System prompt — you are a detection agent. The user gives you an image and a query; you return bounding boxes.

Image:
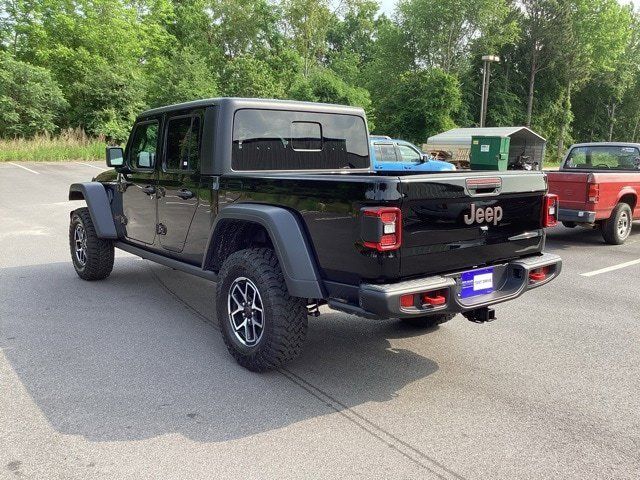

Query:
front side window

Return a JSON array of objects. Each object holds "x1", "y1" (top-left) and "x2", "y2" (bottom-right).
[
  {"x1": 232, "y1": 109, "x2": 369, "y2": 170},
  {"x1": 128, "y1": 121, "x2": 159, "y2": 169},
  {"x1": 165, "y1": 115, "x2": 202, "y2": 171},
  {"x1": 374, "y1": 143, "x2": 398, "y2": 162},
  {"x1": 565, "y1": 145, "x2": 640, "y2": 171},
  {"x1": 398, "y1": 144, "x2": 421, "y2": 162}
]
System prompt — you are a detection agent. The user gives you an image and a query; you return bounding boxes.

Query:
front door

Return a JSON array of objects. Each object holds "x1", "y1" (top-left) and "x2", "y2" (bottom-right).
[
  {"x1": 157, "y1": 112, "x2": 202, "y2": 253},
  {"x1": 396, "y1": 143, "x2": 422, "y2": 169},
  {"x1": 122, "y1": 120, "x2": 160, "y2": 245}
]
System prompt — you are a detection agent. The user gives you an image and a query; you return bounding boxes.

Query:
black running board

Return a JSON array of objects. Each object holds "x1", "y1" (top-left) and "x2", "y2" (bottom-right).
[{"x1": 114, "y1": 241, "x2": 218, "y2": 282}]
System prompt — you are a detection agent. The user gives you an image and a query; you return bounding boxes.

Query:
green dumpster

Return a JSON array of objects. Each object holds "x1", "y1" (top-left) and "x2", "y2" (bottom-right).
[{"x1": 470, "y1": 135, "x2": 509, "y2": 171}]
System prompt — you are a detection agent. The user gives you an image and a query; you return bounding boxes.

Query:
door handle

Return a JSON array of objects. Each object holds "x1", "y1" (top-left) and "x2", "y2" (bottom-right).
[
  {"x1": 142, "y1": 185, "x2": 156, "y2": 195},
  {"x1": 176, "y1": 189, "x2": 195, "y2": 200}
]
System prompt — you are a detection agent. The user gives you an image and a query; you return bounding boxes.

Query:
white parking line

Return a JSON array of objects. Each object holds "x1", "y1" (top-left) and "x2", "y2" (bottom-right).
[
  {"x1": 581, "y1": 258, "x2": 640, "y2": 277},
  {"x1": 8, "y1": 162, "x2": 39, "y2": 174},
  {"x1": 74, "y1": 161, "x2": 107, "y2": 171}
]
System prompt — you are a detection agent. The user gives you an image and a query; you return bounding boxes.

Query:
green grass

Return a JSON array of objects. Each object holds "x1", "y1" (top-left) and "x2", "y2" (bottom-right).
[{"x1": 0, "y1": 129, "x2": 105, "y2": 162}]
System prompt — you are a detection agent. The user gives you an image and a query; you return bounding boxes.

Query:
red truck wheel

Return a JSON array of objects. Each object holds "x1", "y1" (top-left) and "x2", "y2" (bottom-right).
[{"x1": 602, "y1": 203, "x2": 633, "y2": 245}]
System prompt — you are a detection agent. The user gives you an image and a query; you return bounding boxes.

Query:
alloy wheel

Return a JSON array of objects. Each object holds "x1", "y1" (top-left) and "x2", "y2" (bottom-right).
[
  {"x1": 74, "y1": 223, "x2": 88, "y2": 266},
  {"x1": 227, "y1": 277, "x2": 264, "y2": 346}
]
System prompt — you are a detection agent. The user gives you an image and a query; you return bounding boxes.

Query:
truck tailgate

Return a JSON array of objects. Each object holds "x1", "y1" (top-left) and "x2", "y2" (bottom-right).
[
  {"x1": 398, "y1": 172, "x2": 547, "y2": 277},
  {"x1": 547, "y1": 171, "x2": 590, "y2": 210}
]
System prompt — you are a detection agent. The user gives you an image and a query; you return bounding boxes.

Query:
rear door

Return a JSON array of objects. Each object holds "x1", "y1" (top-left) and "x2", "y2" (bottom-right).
[
  {"x1": 122, "y1": 119, "x2": 160, "y2": 245},
  {"x1": 372, "y1": 142, "x2": 401, "y2": 170},
  {"x1": 398, "y1": 172, "x2": 547, "y2": 277},
  {"x1": 157, "y1": 112, "x2": 203, "y2": 253}
]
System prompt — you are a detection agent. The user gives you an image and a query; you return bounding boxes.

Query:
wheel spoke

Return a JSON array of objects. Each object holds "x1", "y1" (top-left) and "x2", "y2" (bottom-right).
[{"x1": 232, "y1": 316, "x2": 247, "y2": 331}]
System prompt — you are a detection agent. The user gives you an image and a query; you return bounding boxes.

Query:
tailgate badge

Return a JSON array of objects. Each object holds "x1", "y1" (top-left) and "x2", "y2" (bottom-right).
[{"x1": 464, "y1": 204, "x2": 503, "y2": 226}]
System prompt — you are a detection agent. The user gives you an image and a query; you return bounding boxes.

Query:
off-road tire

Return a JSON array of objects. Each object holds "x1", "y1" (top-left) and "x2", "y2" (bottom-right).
[
  {"x1": 562, "y1": 221, "x2": 577, "y2": 228},
  {"x1": 602, "y1": 202, "x2": 633, "y2": 245},
  {"x1": 400, "y1": 314, "x2": 455, "y2": 328},
  {"x1": 69, "y1": 208, "x2": 114, "y2": 280},
  {"x1": 216, "y1": 248, "x2": 308, "y2": 372}
]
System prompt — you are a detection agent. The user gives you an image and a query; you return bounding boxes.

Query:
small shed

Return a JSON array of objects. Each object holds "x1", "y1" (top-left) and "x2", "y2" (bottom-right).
[{"x1": 424, "y1": 127, "x2": 546, "y2": 169}]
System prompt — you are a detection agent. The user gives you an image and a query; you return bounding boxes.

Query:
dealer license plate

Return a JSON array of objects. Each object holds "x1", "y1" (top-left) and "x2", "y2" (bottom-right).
[{"x1": 460, "y1": 267, "x2": 494, "y2": 299}]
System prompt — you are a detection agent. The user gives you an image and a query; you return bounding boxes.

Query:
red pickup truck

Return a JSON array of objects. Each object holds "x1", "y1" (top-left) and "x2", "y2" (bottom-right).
[{"x1": 548, "y1": 142, "x2": 640, "y2": 244}]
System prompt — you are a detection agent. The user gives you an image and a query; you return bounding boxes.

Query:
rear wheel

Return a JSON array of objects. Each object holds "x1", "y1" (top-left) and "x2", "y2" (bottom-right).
[
  {"x1": 562, "y1": 221, "x2": 577, "y2": 228},
  {"x1": 216, "y1": 248, "x2": 308, "y2": 371},
  {"x1": 400, "y1": 314, "x2": 455, "y2": 328},
  {"x1": 69, "y1": 208, "x2": 114, "y2": 280},
  {"x1": 602, "y1": 203, "x2": 633, "y2": 245}
]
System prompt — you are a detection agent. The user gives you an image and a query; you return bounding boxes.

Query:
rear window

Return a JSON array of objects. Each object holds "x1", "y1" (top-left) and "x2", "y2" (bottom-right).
[
  {"x1": 565, "y1": 145, "x2": 640, "y2": 171},
  {"x1": 232, "y1": 109, "x2": 369, "y2": 170}
]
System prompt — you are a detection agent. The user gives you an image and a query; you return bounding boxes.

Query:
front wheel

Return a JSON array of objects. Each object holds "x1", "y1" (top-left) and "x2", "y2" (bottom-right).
[
  {"x1": 216, "y1": 248, "x2": 308, "y2": 372},
  {"x1": 69, "y1": 208, "x2": 114, "y2": 280},
  {"x1": 602, "y1": 203, "x2": 633, "y2": 245}
]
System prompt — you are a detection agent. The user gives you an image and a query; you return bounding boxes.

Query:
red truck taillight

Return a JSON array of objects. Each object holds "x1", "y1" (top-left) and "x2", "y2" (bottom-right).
[
  {"x1": 361, "y1": 207, "x2": 402, "y2": 251},
  {"x1": 587, "y1": 183, "x2": 599, "y2": 203},
  {"x1": 542, "y1": 193, "x2": 558, "y2": 227}
]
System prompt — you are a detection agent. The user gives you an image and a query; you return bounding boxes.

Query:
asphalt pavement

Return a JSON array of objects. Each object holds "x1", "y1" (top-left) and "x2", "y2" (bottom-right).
[{"x1": 1, "y1": 161, "x2": 639, "y2": 479}]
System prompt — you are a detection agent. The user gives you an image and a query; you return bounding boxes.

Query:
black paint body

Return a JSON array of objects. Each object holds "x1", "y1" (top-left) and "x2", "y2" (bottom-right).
[{"x1": 94, "y1": 98, "x2": 548, "y2": 299}]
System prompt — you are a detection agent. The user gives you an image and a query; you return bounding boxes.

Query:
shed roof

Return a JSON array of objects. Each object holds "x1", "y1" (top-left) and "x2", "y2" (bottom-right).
[{"x1": 427, "y1": 127, "x2": 545, "y2": 146}]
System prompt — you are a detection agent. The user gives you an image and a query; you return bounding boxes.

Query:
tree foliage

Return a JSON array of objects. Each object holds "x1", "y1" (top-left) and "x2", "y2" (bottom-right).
[
  {"x1": 0, "y1": 52, "x2": 67, "y2": 137},
  {"x1": 0, "y1": 0, "x2": 639, "y2": 159}
]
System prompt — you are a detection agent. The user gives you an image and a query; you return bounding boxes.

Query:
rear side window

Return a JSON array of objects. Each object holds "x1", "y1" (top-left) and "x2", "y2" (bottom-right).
[
  {"x1": 374, "y1": 143, "x2": 398, "y2": 162},
  {"x1": 232, "y1": 109, "x2": 369, "y2": 170},
  {"x1": 164, "y1": 115, "x2": 202, "y2": 172},
  {"x1": 128, "y1": 121, "x2": 159, "y2": 169}
]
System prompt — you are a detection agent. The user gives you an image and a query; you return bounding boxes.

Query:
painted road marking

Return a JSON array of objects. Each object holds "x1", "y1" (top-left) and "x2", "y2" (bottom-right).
[
  {"x1": 581, "y1": 258, "x2": 640, "y2": 277},
  {"x1": 74, "y1": 161, "x2": 107, "y2": 171},
  {"x1": 8, "y1": 162, "x2": 39, "y2": 174}
]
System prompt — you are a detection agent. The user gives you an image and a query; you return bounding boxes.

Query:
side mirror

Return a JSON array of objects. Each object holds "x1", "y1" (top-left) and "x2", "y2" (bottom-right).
[
  {"x1": 420, "y1": 153, "x2": 429, "y2": 163},
  {"x1": 106, "y1": 147, "x2": 124, "y2": 168}
]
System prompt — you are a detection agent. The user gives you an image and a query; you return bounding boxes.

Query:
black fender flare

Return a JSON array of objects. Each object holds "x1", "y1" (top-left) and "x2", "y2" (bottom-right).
[
  {"x1": 69, "y1": 182, "x2": 118, "y2": 239},
  {"x1": 204, "y1": 204, "x2": 325, "y2": 299}
]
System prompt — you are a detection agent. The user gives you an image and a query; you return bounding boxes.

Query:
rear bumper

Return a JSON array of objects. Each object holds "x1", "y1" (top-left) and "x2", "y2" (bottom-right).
[
  {"x1": 331, "y1": 253, "x2": 561, "y2": 319},
  {"x1": 558, "y1": 208, "x2": 596, "y2": 223}
]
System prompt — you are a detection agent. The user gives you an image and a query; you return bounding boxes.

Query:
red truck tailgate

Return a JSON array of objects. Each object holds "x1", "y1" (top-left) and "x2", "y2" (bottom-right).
[{"x1": 547, "y1": 171, "x2": 590, "y2": 210}]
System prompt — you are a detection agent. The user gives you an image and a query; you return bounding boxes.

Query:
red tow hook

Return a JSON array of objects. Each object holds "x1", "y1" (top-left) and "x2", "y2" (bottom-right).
[
  {"x1": 421, "y1": 291, "x2": 447, "y2": 306},
  {"x1": 529, "y1": 267, "x2": 549, "y2": 282}
]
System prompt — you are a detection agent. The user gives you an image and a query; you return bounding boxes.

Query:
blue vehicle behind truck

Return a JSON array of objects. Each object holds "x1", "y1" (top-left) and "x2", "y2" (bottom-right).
[{"x1": 370, "y1": 135, "x2": 455, "y2": 172}]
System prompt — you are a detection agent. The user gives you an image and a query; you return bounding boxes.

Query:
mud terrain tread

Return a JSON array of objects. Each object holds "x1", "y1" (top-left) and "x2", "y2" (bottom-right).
[
  {"x1": 69, "y1": 207, "x2": 114, "y2": 281},
  {"x1": 216, "y1": 248, "x2": 308, "y2": 371}
]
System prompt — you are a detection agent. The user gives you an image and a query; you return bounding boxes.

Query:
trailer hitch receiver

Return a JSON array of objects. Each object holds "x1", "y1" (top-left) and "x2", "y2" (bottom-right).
[{"x1": 464, "y1": 307, "x2": 496, "y2": 323}]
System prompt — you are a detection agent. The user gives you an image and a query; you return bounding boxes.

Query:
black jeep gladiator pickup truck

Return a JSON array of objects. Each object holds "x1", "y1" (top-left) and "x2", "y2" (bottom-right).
[{"x1": 68, "y1": 98, "x2": 561, "y2": 371}]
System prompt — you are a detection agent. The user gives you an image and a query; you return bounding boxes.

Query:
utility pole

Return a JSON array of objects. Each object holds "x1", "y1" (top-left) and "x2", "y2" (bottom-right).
[{"x1": 479, "y1": 55, "x2": 500, "y2": 128}]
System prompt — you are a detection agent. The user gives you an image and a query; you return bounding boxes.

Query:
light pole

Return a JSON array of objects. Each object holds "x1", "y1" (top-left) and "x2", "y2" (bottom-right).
[{"x1": 479, "y1": 55, "x2": 500, "y2": 128}]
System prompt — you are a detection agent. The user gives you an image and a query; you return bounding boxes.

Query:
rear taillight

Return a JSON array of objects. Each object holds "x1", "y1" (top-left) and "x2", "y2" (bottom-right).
[
  {"x1": 542, "y1": 193, "x2": 558, "y2": 228},
  {"x1": 361, "y1": 207, "x2": 402, "y2": 251},
  {"x1": 587, "y1": 183, "x2": 599, "y2": 203}
]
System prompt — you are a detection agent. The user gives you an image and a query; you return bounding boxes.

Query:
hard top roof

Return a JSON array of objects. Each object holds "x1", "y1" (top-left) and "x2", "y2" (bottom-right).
[{"x1": 138, "y1": 97, "x2": 366, "y2": 119}]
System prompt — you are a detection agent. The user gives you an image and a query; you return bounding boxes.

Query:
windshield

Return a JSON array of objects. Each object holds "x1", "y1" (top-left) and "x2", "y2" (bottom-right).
[{"x1": 564, "y1": 145, "x2": 640, "y2": 171}]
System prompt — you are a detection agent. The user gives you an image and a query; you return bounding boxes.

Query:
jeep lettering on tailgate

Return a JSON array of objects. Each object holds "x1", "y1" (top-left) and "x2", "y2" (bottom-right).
[{"x1": 464, "y1": 204, "x2": 503, "y2": 226}]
